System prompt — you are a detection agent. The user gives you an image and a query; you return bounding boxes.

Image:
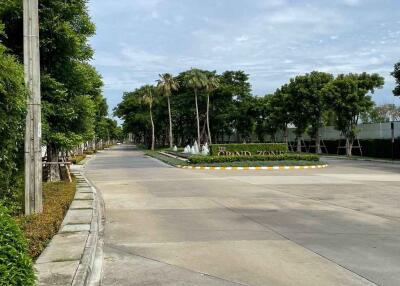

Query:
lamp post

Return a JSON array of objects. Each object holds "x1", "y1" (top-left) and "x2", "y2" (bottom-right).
[{"x1": 23, "y1": 0, "x2": 42, "y2": 215}]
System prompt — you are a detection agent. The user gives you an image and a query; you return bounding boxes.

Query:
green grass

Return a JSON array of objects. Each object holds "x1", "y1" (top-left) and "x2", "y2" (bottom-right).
[{"x1": 145, "y1": 150, "x2": 189, "y2": 166}]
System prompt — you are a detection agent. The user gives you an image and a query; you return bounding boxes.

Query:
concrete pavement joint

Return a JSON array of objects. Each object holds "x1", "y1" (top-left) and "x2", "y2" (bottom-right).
[
  {"x1": 209, "y1": 198, "x2": 379, "y2": 286},
  {"x1": 106, "y1": 243, "x2": 251, "y2": 286}
]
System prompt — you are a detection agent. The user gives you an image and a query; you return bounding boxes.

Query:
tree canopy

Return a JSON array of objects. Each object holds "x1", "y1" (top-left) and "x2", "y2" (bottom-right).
[{"x1": 0, "y1": 0, "x2": 119, "y2": 185}]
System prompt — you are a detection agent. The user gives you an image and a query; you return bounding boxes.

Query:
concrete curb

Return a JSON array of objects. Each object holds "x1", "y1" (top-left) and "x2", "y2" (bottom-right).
[
  {"x1": 35, "y1": 158, "x2": 104, "y2": 286},
  {"x1": 176, "y1": 164, "x2": 328, "y2": 171}
]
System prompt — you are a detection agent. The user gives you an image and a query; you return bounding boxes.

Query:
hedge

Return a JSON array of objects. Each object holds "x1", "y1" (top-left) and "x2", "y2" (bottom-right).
[
  {"x1": 189, "y1": 153, "x2": 319, "y2": 164},
  {"x1": 210, "y1": 143, "x2": 288, "y2": 156},
  {"x1": 0, "y1": 205, "x2": 36, "y2": 286},
  {"x1": 301, "y1": 139, "x2": 400, "y2": 159}
]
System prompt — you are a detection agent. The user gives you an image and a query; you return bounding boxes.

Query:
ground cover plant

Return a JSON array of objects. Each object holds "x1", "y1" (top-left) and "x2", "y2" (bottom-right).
[
  {"x1": 70, "y1": 154, "x2": 87, "y2": 164},
  {"x1": 15, "y1": 178, "x2": 77, "y2": 259},
  {"x1": 0, "y1": 205, "x2": 36, "y2": 286},
  {"x1": 145, "y1": 150, "x2": 189, "y2": 166}
]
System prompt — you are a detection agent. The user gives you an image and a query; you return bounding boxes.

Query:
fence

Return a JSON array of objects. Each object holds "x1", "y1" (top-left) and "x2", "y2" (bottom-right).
[{"x1": 274, "y1": 122, "x2": 400, "y2": 141}]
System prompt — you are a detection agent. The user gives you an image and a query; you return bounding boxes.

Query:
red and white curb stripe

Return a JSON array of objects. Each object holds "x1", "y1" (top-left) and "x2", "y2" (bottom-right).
[{"x1": 176, "y1": 164, "x2": 328, "y2": 171}]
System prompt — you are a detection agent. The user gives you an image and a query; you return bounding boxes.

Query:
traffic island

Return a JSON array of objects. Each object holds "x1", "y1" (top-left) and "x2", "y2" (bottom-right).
[{"x1": 145, "y1": 143, "x2": 328, "y2": 171}]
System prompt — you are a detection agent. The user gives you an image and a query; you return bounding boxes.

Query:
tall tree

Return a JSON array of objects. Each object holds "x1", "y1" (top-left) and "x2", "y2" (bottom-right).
[
  {"x1": 392, "y1": 61, "x2": 400, "y2": 97},
  {"x1": 323, "y1": 73, "x2": 384, "y2": 156},
  {"x1": 157, "y1": 73, "x2": 179, "y2": 148},
  {"x1": 0, "y1": 0, "x2": 106, "y2": 181},
  {"x1": 204, "y1": 72, "x2": 220, "y2": 144},
  {"x1": 141, "y1": 85, "x2": 156, "y2": 151},
  {"x1": 268, "y1": 87, "x2": 292, "y2": 145},
  {"x1": 183, "y1": 68, "x2": 208, "y2": 145}
]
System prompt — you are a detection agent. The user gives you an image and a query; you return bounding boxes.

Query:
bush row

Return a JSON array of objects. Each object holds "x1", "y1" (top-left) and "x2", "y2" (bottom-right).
[
  {"x1": 189, "y1": 153, "x2": 319, "y2": 164},
  {"x1": 210, "y1": 143, "x2": 288, "y2": 156},
  {"x1": 0, "y1": 205, "x2": 35, "y2": 286}
]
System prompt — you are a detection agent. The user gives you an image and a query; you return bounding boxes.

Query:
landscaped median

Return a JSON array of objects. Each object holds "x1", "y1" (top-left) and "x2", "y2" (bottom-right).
[{"x1": 145, "y1": 143, "x2": 328, "y2": 171}]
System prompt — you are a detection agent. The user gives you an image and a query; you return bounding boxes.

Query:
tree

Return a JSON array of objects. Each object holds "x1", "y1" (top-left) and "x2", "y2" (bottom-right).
[
  {"x1": 141, "y1": 85, "x2": 156, "y2": 151},
  {"x1": 268, "y1": 87, "x2": 292, "y2": 144},
  {"x1": 298, "y1": 72, "x2": 333, "y2": 153},
  {"x1": 323, "y1": 73, "x2": 384, "y2": 156},
  {"x1": 361, "y1": 104, "x2": 400, "y2": 123},
  {"x1": 157, "y1": 73, "x2": 179, "y2": 148},
  {"x1": 392, "y1": 61, "x2": 400, "y2": 97},
  {"x1": 285, "y1": 72, "x2": 333, "y2": 152},
  {"x1": 1, "y1": 0, "x2": 107, "y2": 181},
  {"x1": 0, "y1": 35, "x2": 26, "y2": 211},
  {"x1": 204, "y1": 72, "x2": 220, "y2": 144},
  {"x1": 183, "y1": 68, "x2": 208, "y2": 145}
]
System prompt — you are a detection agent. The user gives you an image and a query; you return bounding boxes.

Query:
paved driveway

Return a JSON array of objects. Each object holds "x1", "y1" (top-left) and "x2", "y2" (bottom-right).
[{"x1": 85, "y1": 145, "x2": 400, "y2": 286}]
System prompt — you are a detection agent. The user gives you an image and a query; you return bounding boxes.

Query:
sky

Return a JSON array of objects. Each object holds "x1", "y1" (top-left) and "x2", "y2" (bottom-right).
[{"x1": 88, "y1": 0, "x2": 400, "y2": 116}]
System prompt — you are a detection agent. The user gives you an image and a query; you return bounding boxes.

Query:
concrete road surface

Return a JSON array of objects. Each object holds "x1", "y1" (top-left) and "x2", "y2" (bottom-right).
[{"x1": 85, "y1": 145, "x2": 400, "y2": 286}]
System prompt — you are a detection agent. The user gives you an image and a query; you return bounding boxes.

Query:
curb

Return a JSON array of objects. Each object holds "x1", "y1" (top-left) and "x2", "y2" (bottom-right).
[
  {"x1": 176, "y1": 164, "x2": 328, "y2": 171},
  {"x1": 35, "y1": 157, "x2": 104, "y2": 286}
]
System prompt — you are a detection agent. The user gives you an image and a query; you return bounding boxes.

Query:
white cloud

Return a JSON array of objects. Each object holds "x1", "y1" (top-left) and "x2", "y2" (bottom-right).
[{"x1": 88, "y1": 0, "x2": 400, "y2": 110}]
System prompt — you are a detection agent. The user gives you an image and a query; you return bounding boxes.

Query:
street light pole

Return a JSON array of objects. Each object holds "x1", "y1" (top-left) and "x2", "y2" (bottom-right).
[{"x1": 23, "y1": 0, "x2": 42, "y2": 215}]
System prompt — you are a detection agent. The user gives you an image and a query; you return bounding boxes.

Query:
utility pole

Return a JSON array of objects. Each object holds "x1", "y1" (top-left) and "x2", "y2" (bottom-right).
[{"x1": 24, "y1": 0, "x2": 42, "y2": 215}]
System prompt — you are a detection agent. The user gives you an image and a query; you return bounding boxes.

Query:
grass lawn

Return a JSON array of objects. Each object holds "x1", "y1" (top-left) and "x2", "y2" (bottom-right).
[
  {"x1": 15, "y1": 178, "x2": 77, "y2": 260},
  {"x1": 145, "y1": 150, "x2": 189, "y2": 166}
]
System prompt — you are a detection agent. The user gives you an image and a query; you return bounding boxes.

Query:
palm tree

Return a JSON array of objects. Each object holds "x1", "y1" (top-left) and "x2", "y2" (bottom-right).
[
  {"x1": 156, "y1": 73, "x2": 179, "y2": 148},
  {"x1": 205, "y1": 73, "x2": 220, "y2": 144},
  {"x1": 142, "y1": 85, "x2": 156, "y2": 151},
  {"x1": 183, "y1": 68, "x2": 208, "y2": 144}
]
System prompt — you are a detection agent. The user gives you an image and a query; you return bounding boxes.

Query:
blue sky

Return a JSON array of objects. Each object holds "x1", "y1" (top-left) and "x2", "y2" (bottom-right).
[{"x1": 88, "y1": 0, "x2": 400, "y2": 115}]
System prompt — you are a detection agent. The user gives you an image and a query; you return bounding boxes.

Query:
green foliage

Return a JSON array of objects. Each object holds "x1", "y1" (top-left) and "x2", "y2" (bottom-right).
[
  {"x1": 210, "y1": 143, "x2": 288, "y2": 155},
  {"x1": 360, "y1": 104, "x2": 400, "y2": 123},
  {"x1": 323, "y1": 73, "x2": 384, "y2": 141},
  {"x1": 189, "y1": 153, "x2": 319, "y2": 164},
  {"x1": 16, "y1": 179, "x2": 76, "y2": 259},
  {"x1": 0, "y1": 205, "x2": 35, "y2": 286},
  {"x1": 0, "y1": 0, "x2": 111, "y2": 157},
  {"x1": 0, "y1": 40, "x2": 25, "y2": 210},
  {"x1": 392, "y1": 61, "x2": 400, "y2": 97},
  {"x1": 157, "y1": 73, "x2": 180, "y2": 98}
]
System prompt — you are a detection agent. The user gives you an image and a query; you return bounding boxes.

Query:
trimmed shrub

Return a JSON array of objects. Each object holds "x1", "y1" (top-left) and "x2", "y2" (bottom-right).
[
  {"x1": 189, "y1": 153, "x2": 319, "y2": 164},
  {"x1": 0, "y1": 205, "x2": 36, "y2": 286},
  {"x1": 210, "y1": 143, "x2": 288, "y2": 156}
]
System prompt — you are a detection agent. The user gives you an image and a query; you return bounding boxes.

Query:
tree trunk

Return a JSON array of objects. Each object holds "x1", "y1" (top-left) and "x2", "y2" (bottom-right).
[
  {"x1": 284, "y1": 126, "x2": 288, "y2": 144},
  {"x1": 167, "y1": 97, "x2": 173, "y2": 148},
  {"x1": 297, "y1": 137, "x2": 302, "y2": 152},
  {"x1": 346, "y1": 138, "x2": 353, "y2": 157},
  {"x1": 194, "y1": 89, "x2": 201, "y2": 144},
  {"x1": 206, "y1": 94, "x2": 212, "y2": 145},
  {"x1": 315, "y1": 128, "x2": 322, "y2": 154},
  {"x1": 150, "y1": 106, "x2": 155, "y2": 151},
  {"x1": 47, "y1": 143, "x2": 61, "y2": 182}
]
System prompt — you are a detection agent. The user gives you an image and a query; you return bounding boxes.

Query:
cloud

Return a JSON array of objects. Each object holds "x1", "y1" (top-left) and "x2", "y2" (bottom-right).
[{"x1": 88, "y1": 0, "x2": 400, "y2": 111}]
